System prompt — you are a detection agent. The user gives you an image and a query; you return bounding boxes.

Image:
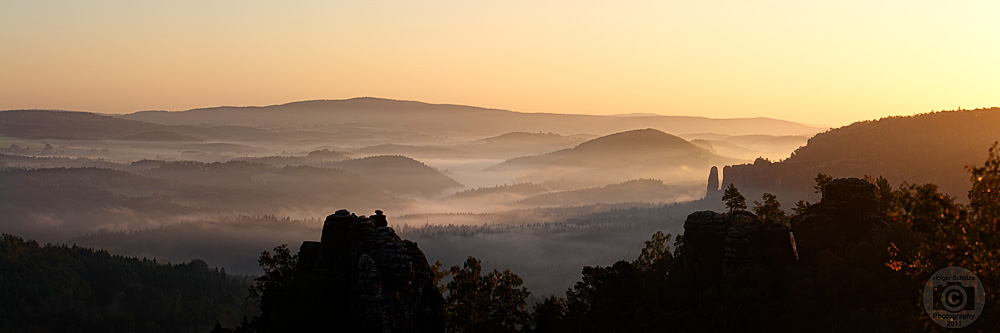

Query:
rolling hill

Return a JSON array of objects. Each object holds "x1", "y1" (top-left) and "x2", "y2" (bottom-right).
[
  {"x1": 330, "y1": 155, "x2": 464, "y2": 196},
  {"x1": 683, "y1": 134, "x2": 809, "y2": 160},
  {"x1": 234, "y1": 149, "x2": 351, "y2": 167},
  {"x1": 487, "y1": 129, "x2": 741, "y2": 188},
  {"x1": 120, "y1": 97, "x2": 826, "y2": 138},
  {"x1": 453, "y1": 132, "x2": 594, "y2": 159},
  {"x1": 0, "y1": 163, "x2": 406, "y2": 242},
  {"x1": 0, "y1": 110, "x2": 182, "y2": 140},
  {"x1": 720, "y1": 108, "x2": 1000, "y2": 203},
  {"x1": 0, "y1": 109, "x2": 286, "y2": 142}
]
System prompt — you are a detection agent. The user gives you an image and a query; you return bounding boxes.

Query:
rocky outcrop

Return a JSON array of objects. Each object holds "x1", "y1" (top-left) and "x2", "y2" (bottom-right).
[
  {"x1": 682, "y1": 211, "x2": 730, "y2": 274},
  {"x1": 258, "y1": 209, "x2": 445, "y2": 332},
  {"x1": 790, "y1": 178, "x2": 887, "y2": 262},
  {"x1": 705, "y1": 166, "x2": 721, "y2": 199},
  {"x1": 682, "y1": 210, "x2": 795, "y2": 274},
  {"x1": 684, "y1": 177, "x2": 886, "y2": 272},
  {"x1": 758, "y1": 220, "x2": 798, "y2": 267}
]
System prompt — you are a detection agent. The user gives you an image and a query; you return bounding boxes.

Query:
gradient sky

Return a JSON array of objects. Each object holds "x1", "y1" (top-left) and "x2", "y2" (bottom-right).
[{"x1": 1, "y1": 1, "x2": 997, "y2": 126}]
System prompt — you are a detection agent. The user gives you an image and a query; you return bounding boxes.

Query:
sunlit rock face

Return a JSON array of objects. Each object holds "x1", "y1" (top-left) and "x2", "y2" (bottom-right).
[
  {"x1": 259, "y1": 209, "x2": 445, "y2": 332},
  {"x1": 790, "y1": 178, "x2": 887, "y2": 263}
]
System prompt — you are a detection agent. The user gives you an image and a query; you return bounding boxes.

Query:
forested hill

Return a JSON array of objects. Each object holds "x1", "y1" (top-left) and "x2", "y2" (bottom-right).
[
  {"x1": 121, "y1": 97, "x2": 825, "y2": 137},
  {"x1": 0, "y1": 109, "x2": 284, "y2": 142},
  {"x1": 721, "y1": 108, "x2": 1000, "y2": 202},
  {"x1": 0, "y1": 234, "x2": 255, "y2": 332}
]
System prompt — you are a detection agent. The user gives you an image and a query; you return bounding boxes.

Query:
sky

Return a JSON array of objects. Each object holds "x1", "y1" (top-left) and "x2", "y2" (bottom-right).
[{"x1": 1, "y1": 1, "x2": 997, "y2": 127}]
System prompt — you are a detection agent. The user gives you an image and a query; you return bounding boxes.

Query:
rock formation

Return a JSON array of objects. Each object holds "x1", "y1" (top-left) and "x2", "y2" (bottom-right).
[
  {"x1": 683, "y1": 177, "x2": 887, "y2": 274},
  {"x1": 790, "y1": 178, "x2": 887, "y2": 262},
  {"x1": 705, "y1": 166, "x2": 722, "y2": 199},
  {"x1": 682, "y1": 210, "x2": 795, "y2": 275},
  {"x1": 681, "y1": 210, "x2": 730, "y2": 275},
  {"x1": 257, "y1": 209, "x2": 445, "y2": 332}
]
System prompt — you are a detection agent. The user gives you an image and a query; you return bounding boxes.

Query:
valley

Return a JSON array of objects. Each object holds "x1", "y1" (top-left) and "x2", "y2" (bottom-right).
[{"x1": 2, "y1": 100, "x2": 997, "y2": 296}]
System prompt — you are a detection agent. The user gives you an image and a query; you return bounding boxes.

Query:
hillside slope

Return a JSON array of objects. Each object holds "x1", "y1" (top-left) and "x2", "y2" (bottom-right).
[
  {"x1": 0, "y1": 110, "x2": 179, "y2": 140},
  {"x1": 488, "y1": 129, "x2": 741, "y2": 187},
  {"x1": 331, "y1": 155, "x2": 463, "y2": 196},
  {"x1": 720, "y1": 108, "x2": 1000, "y2": 202},
  {"x1": 0, "y1": 110, "x2": 278, "y2": 141}
]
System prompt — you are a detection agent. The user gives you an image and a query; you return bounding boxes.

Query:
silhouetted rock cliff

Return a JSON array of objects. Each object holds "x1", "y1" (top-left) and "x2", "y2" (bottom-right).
[
  {"x1": 258, "y1": 209, "x2": 445, "y2": 332},
  {"x1": 682, "y1": 210, "x2": 795, "y2": 275},
  {"x1": 683, "y1": 177, "x2": 885, "y2": 273},
  {"x1": 790, "y1": 178, "x2": 887, "y2": 262}
]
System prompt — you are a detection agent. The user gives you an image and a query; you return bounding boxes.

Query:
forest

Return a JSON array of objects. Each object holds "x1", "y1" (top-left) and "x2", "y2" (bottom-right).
[{"x1": 0, "y1": 234, "x2": 255, "y2": 332}]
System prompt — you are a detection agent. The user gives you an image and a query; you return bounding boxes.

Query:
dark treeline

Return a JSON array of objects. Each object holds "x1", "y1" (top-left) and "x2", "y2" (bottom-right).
[
  {"x1": 8, "y1": 142, "x2": 998, "y2": 331},
  {"x1": 0, "y1": 234, "x2": 256, "y2": 332},
  {"x1": 247, "y1": 143, "x2": 999, "y2": 331},
  {"x1": 471, "y1": 143, "x2": 998, "y2": 331}
]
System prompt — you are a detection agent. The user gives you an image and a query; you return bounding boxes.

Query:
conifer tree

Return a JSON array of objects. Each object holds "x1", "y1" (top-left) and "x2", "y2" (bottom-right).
[
  {"x1": 752, "y1": 192, "x2": 787, "y2": 224},
  {"x1": 722, "y1": 183, "x2": 747, "y2": 212},
  {"x1": 814, "y1": 173, "x2": 833, "y2": 194}
]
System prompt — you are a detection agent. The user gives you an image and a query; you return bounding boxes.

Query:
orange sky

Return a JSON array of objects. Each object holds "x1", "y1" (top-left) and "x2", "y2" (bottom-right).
[{"x1": 1, "y1": 1, "x2": 997, "y2": 127}]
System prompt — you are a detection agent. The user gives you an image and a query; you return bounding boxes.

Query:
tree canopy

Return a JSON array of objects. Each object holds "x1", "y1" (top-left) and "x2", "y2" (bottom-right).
[
  {"x1": 752, "y1": 192, "x2": 788, "y2": 225},
  {"x1": 443, "y1": 256, "x2": 532, "y2": 332},
  {"x1": 0, "y1": 234, "x2": 255, "y2": 332},
  {"x1": 722, "y1": 183, "x2": 747, "y2": 212}
]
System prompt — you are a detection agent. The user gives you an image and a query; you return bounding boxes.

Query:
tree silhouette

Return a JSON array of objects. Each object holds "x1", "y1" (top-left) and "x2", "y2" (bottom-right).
[
  {"x1": 752, "y1": 192, "x2": 787, "y2": 224},
  {"x1": 0, "y1": 234, "x2": 254, "y2": 332},
  {"x1": 249, "y1": 244, "x2": 297, "y2": 304},
  {"x1": 969, "y1": 142, "x2": 1000, "y2": 222},
  {"x1": 792, "y1": 199, "x2": 811, "y2": 215},
  {"x1": 813, "y1": 173, "x2": 833, "y2": 194},
  {"x1": 722, "y1": 183, "x2": 747, "y2": 212},
  {"x1": 635, "y1": 230, "x2": 672, "y2": 271},
  {"x1": 561, "y1": 232, "x2": 679, "y2": 332},
  {"x1": 445, "y1": 256, "x2": 531, "y2": 332},
  {"x1": 865, "y1": 175, "x2": 894, "y2": 214},
  {"x1": 883, "y1": 142, "x2": 1000, "y2": 328},
  {"x1": 530, "y1": 295, "x2": 568, "y2": 332}
]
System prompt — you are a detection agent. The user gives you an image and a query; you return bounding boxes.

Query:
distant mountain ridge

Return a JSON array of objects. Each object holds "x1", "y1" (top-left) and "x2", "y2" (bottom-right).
[
  {"x1": 0, "y1": 109, "x2": 278, "y2": 141},
  {"x1": 0, "y1": 110, "x2": 179, "y2": 140},
  {"x1": 118, "y1": 97, "x2": 825, "y2": 137}
]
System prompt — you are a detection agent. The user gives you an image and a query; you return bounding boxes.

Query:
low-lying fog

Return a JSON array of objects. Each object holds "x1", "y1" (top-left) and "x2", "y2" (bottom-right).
[{"x1": 1, "y1": 125, "x2": 805, "y2": 295}]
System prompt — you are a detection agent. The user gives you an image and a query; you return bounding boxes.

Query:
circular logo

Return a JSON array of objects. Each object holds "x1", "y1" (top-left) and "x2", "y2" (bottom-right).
[{"x1": 923, "y1": 266, "x2": 986, "y2": 328}]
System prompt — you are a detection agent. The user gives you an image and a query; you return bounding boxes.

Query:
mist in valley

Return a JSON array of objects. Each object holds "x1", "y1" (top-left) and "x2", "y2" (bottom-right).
[
  {"x1": 0, "y1": 101, "x2": 822, "y2": 296},
  {"x1": 6, "y1": 102, "x2": 997, "y2": 298}
]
